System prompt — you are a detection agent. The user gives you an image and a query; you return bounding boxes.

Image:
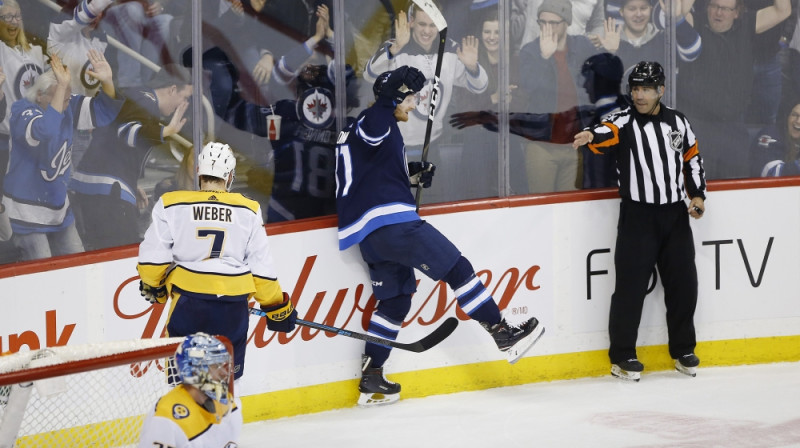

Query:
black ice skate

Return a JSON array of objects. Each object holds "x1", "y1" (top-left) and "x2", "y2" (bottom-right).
[
  {"x1": 674, "y1": 353, "x2": 700, "y2": 377},
  {"x1": 611, "y1": 358, "x2": 644, "y2": 381},
  {"x1": 484, "y1": 315, "x2": 545, "y2": 364},
  {"x1": 357, "y1": 355, "x2": 401, "y2": 407}
]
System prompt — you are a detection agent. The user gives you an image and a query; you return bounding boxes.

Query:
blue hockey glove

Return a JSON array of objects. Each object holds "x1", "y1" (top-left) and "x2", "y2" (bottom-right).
[
  {"x1": 139, "y1": 281, "x2": 167, "y2": 304},
  {"x1": 261, "y1": 292, "x2": 297, "y2": 333},
  {"x1": 408, "y1": 161, "x2": 436, "y2": 188}
]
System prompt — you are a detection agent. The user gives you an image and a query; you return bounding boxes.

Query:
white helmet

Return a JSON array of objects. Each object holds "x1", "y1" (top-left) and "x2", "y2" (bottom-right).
[{"x1": 197, "y1": 142, "x2": 236, "y2": 189}]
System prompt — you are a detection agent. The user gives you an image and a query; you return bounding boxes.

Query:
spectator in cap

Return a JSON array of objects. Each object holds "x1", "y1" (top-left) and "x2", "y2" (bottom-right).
[
  {"x1": 517, "y1": 0, "x2": 599, "y2": 193},
  {"x1": 520, "y1": 0, "x2": 606, "y2": 47}
]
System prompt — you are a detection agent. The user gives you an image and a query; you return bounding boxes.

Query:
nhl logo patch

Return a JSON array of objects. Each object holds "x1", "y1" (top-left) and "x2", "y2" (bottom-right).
[
  {"x1": 669, "y1": 130, "x2": 683, "y2": 152},
  {"x1": 172, "y1": 404, "x2": 190, "y2": 419},
  {"x1": 296, "y1": 87, "x2": 334, "y2": 129}
]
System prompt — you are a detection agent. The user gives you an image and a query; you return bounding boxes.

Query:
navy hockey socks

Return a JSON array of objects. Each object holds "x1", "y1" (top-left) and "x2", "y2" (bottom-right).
[{"x1": 364, "y1": 295, "x2": 412, "y2": 367}]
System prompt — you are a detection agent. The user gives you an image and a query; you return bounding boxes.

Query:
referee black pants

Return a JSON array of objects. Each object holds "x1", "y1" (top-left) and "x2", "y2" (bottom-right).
[{"x1": 608, "y1": 200, "x2": 698, "y2": 364}]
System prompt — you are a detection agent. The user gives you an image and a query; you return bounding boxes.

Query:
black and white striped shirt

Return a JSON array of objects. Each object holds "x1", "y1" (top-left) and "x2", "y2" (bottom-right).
[{"x1": 587, "y1": 104, "x2": 706, "y2": 204}]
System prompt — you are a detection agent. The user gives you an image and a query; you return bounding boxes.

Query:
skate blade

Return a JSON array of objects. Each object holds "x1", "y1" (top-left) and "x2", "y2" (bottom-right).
[
  {"x1": 506, "y1": 325, "x2": 545, "y2": 365},
  {"x1": 611, "y1": 365, "x2": 641, "y2": 382},
  {"x1": 675, "y1": 361, "x2": 697, "y2": 377},
  {"x1": 357, "y1": 392, "x2": 400, "y2": 407}
]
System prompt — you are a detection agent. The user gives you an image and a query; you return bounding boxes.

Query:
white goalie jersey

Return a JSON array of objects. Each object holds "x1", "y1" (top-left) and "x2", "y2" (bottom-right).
[{"x1": 137, "y1": 190, "x2": 283, "y2": 307}]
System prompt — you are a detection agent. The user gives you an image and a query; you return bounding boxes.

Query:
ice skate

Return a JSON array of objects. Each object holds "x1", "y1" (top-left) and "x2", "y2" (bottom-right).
[
  {"x1": 357, "y1": 356, "x2": 400, "y2": 407},
  {"x1": 674, "y1": 353, "x2": 700, "y2": 377},
  {"x1": 611, "y1": 358, "x2": 644, "y2": 381},
  {"x1": 485, "y1": 315, "x2": 545, "y2": 364}
]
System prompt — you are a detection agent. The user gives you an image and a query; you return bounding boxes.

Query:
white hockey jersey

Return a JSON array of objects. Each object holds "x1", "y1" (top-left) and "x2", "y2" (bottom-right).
[
  {"x1": 137, "y1": 190, "x2": 284, "y2": 308},
  {"x1": 0, "y1": 41, "x2": 46, "y2": 135},
  {"x1": 47, "y1": 18, "x2": 109, "y2": 97},
  {"x1": 364, "y1": 42, "x2": 488, "y2": 146},
  {"x1": 137, "y1": 385, "x2": 242, "y2": 448}
]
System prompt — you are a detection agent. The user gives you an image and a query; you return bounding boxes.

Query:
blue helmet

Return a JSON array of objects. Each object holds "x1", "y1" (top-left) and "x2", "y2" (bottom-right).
[{"x1": 174, "y1": 333, "x2": 231, "y2": 403}]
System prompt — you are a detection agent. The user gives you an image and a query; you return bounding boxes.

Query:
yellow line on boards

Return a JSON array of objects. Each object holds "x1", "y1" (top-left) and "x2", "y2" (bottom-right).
[{"x1": 241, "y1": 335, "x2": 800, "y2": 422}]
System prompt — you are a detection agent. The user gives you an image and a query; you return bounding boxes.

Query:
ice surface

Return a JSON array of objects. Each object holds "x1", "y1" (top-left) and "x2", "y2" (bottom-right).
[{"x1": 239, "y1": 362, "x2": 800, "y2": 447}]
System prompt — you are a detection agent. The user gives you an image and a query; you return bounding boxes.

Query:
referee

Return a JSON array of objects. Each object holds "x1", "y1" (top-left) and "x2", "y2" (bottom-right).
[{"x1": 573, "y1": 61, "x2": 706, "y2": 381}]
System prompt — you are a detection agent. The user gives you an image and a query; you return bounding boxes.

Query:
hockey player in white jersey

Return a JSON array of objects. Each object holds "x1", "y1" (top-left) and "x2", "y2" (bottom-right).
[
  {"x1": 137, "y1": 333, "x2": 242, "y2": 448},
  {"x1": 336, "y1": 66, "x2": 544, "y2": 406},
  {"x1": 137, "y1": 142, "x2": 297, "y2": 381},
  {"x1": 363, "y1": 2, "x2": 488, "y2": 149}
]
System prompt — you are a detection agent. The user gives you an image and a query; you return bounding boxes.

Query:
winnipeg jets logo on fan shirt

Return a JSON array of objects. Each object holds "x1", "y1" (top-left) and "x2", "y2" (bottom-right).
[
  {"x1": 412, "y1": 78, "x2": 436, "y2": 120},
  {"x1": 297, "y1": 87, "x2": 334, "y2": 129},
  {"x1": 14, "y1": 63, "x2": 43, "y2": 99},
  {"x1": 80, "y1": 61, "x2": 100, "y2": 91}
]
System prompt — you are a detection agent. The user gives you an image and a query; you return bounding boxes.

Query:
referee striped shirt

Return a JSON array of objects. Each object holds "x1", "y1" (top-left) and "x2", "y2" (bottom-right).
[{"x1": 586, "y1": 105, "x2": 706, "y2": 204}]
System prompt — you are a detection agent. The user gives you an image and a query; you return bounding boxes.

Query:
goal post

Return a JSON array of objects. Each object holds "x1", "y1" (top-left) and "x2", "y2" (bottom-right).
[{"x1": 0, "y1": 336, "x2": 233, "y2": 448}]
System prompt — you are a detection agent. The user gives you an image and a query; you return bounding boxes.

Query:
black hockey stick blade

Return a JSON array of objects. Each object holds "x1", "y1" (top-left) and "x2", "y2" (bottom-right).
[{"x1": 249, "y1": 307, "x2": 459, "y2": 353}]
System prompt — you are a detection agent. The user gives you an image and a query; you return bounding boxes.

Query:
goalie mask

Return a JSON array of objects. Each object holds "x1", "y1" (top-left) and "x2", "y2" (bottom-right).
[
  {"x1": 197, "y1": 142, "x2": 236, "y2": 190},
  {"x1": 174, "y1": 333, "x2": 231, "y2": 405}
]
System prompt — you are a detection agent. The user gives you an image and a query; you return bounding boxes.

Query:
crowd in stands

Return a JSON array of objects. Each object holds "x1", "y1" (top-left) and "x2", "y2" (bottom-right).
[{"x1": 0, "y1": 0, "x2": 796, "y2": 264}]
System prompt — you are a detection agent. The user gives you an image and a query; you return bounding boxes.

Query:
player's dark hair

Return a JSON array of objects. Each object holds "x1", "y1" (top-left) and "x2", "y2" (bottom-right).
[{"x1": 148, "y1": 64, "x2": 192, "y2": 90}]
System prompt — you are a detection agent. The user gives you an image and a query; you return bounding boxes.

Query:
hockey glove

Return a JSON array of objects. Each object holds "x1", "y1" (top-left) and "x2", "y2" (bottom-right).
[
  {"x1": 408, "y1": 161, "x2": 436, "y2": 188},
  {"x1": 139, "y1": 281, "x2": 167, "y2": 304},
  {"x1": 261, "y1": 292, "x2": 297, "y2": 333}
]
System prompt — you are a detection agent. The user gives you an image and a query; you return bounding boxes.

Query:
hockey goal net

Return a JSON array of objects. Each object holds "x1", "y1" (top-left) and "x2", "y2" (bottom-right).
[{"x1": 0, "y1": 337, "x2": 197, "y2": 447}]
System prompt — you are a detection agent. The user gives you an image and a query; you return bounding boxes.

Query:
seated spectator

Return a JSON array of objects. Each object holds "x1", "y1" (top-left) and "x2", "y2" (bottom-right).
[
  {"x1": 101, "y1": 0, "x2": 173, "y2": 90},
  {"x1": 677, "y1": 0, "x2": 790, "y2": 179},
  {"x1": 2, "y1": 52, "x2": 122, "y2": 261},
  {"x1": 70, "y1": 65, "x2": 191, "y2": 251},
  {"x1": 756, "y1": 100, "x2": 800, "y2": 176}
]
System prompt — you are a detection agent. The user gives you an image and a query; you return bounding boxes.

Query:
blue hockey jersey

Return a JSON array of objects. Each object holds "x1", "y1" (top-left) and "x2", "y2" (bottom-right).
[
  {"x1": 2, "y1": 91, "x2": 122, "y2": 234},
  {"x1": 335, "y1": 97, "x2": 419, "y2": 250},
  {"x1": 70, "y1": 88, "x2": 167, "y2": 205}
]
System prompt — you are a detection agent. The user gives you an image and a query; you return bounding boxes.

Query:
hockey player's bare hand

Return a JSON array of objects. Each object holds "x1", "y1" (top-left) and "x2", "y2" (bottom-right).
[
  {"x1": 573, "y1": 130, "x2": 594, "y2": 149},
  {"x1": 0, "y1": 67, "x2": 6, "y2": 87},
  {"x1": 391, "y1": 11, "x2": 411, "y2": 55},
  {"x1": 86, "y1": 49, "x2": 113, "y2": 85}
]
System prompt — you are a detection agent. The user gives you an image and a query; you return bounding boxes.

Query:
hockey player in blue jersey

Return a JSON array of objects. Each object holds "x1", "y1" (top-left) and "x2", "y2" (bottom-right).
[
  {"x1": 336, "y1": 66, "x2": 545, "y2": 406},
  {"x1": 2, "y1": 51, "x2": 122, "y2": 261}
]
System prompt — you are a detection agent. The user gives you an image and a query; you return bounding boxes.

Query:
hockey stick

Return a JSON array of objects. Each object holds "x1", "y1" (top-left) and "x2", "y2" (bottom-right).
[
  {"x1": 411, "y1": 0, "x2": 448, "y2": 212},
  {"x1": 249, "y1": 307, "x2": 459, "y2": 353}
]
